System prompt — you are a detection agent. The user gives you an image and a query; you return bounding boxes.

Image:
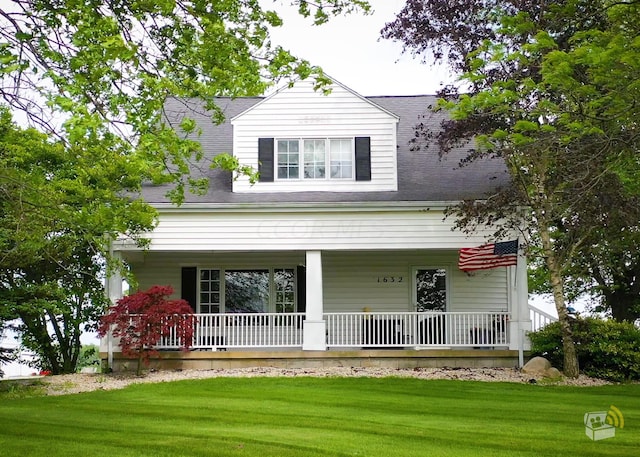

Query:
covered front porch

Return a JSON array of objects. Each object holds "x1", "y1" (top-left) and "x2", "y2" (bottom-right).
[{"x1": 103, "y1": 247, "x2": 533, "y2": 370}]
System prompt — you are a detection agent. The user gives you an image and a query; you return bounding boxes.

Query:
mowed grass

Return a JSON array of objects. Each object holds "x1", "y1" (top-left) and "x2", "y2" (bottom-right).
[{"x1": 1, "y1": 377, "x2": 639, "y2": 457}]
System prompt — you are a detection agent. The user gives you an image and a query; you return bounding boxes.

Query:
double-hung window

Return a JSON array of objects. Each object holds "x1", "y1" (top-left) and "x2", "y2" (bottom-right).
[
  {"x1": 329, "y1": 139, "x2": 352, "y2": 178},
  {"x1": 277, "y1": 140, "x2": 299, "y2": 179},
  {"x1": 277, "y1": 138, "x2": 353, "y2": 180}
]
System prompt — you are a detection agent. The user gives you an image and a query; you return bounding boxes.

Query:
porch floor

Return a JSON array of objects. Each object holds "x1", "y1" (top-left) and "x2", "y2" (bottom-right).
[{"x1": 101, "y1": 348, "x2": 524, "y2": 373}]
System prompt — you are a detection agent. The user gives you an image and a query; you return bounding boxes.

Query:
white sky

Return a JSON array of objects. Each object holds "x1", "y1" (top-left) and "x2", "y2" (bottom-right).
[{"x1": 266, "y1": 0, "x2": 454, "y2": 96}]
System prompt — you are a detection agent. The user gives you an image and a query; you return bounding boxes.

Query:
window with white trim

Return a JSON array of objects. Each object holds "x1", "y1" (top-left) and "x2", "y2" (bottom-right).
[
  {"x1": 276, "y1": 140, "x2": 299, "y2": 179},
  {"x1": 303, "y1": 139, "x2": 326, "y2": 179},
  {"x1": 199, "y1": 269, "x2": 220, "y2": 314},
  {"x1": 197, "y1": 268, "x2": 297, "y2": 313},
  {"x1": 329, "y1": 138, "x2": 353, "y2": 178},
  {"x1": 414, "y1": 268, "x2": 447, "y2": 312},
  {"x1": 274, "y1": 268, "x2": 295, "y2": 313},
  {"x1": 276, "y1": 138, "x2": 353, "y2": 180}
]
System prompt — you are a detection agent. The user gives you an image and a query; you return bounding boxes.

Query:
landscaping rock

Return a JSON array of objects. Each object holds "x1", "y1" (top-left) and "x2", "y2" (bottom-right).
[
  {"x1": 544, "y1": 367, "x2": 563, "y2": 379},
  {"x1": 40, "y1": 365, "x2": 606, "y2": 396},
  {"x1": 522, "y1": 356, "x2": 552, "y2": 375},
  {"x1": 522, "y1": 357, "x2": 564, "y2": 379}
]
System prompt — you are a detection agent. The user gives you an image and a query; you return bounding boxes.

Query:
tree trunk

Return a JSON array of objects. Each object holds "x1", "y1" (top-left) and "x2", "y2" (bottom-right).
[
  {"x1": 608, "y1": 291, "x2": 640, "y2": 323},
  {"x1": 18, "y1": 312, "x2": 62, "y2": 374},
  {"x1": 539, "y1": 226, "x2": 580, "y2": 377}
]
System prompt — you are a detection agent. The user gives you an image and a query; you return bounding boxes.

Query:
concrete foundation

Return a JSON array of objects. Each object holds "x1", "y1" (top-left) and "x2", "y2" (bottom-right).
[{"x1": 101, "y1": 349, "x2": 524, "y2": 373}]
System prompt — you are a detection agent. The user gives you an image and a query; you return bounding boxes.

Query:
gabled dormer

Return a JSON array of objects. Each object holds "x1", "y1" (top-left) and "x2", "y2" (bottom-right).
[{"x1": 231, "y1": 78, "x2": 399, "y2": 193}]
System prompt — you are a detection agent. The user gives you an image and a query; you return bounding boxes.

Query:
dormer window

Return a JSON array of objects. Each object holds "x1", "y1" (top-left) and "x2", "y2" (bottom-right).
[
  {"x1": 276, "y1": 138, "x2": 353, "y2": 180},
  {"x1": 258, "y1": 136, "x2": 371, "y2": 183}
]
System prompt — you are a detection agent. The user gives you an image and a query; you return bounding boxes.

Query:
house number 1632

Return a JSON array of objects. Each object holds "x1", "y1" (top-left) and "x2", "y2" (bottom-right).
[{"x1": 377, "y1": 276, "x2": 404, "y2": 283}]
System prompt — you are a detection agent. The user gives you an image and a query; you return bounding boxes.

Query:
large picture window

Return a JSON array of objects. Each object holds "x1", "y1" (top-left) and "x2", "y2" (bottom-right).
[
  {"x1": 198, "y1": 268, "x2": 297, "y2": 313},
  {"x1": 276, "y1": 138, "x2": 353, "y2": 180},
  {"x1": 224, "y1": 270, "x2": 269, "y2": 313}
]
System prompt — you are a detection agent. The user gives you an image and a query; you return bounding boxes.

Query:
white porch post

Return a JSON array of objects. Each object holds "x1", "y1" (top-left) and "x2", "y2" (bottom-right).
[
  {"x1": 103, "y1": 251, "x2": 123, "y2": 369},
  {"x1": 508, "y1": 245, "x2": 530, "y2": 355},
  {"x1": 302, "y1": 250, "x2": 327, "y2": 350}
]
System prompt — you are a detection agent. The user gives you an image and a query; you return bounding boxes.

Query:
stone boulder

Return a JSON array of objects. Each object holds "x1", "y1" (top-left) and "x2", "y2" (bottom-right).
[
  {"x1": 544, "y1": 367, "x2": 563, "y2": 379},
  {"x1": 522, "y1": 356, "x2": 563, "y2": 379}
]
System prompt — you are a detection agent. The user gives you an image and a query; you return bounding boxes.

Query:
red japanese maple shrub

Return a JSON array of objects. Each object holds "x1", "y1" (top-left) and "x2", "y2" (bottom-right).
[{"x1": 98, "y1": 285, "x2": 195, "y2": 374}]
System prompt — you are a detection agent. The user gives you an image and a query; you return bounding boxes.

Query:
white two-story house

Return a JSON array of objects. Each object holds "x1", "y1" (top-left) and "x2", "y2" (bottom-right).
[{"x1": 101, "y1": 78, "x2": 546, "y2": 372}]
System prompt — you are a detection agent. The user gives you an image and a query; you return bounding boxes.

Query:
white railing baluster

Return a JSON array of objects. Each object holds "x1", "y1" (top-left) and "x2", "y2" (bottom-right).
[{"x1": 529, "y1": 305, "x2": 557, "y2": 331}]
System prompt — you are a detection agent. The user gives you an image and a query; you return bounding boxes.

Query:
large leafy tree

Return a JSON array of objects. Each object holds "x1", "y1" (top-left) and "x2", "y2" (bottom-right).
[
  {"x1": 383, "y1": 0, "x2": 640, "y2": 377},
  {"x1": 0, "y1": 107, "x2": 154, "y2": 373}
]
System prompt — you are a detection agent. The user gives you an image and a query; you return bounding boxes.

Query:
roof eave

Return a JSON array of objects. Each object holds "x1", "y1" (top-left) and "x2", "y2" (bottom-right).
[{"x1": 150, "y1": 201, "x2": 459, "y2": 212}]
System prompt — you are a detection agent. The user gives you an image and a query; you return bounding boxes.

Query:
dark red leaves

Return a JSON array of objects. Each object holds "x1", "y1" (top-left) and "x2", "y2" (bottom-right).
[{"x1": 98, "y1": 285, "x2": 195, "y2": 368}]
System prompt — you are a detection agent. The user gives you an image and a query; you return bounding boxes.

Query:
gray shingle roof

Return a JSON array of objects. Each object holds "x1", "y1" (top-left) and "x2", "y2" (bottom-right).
[{"x1": 143, "y1": 96, "x2": 508, "y2": 204}]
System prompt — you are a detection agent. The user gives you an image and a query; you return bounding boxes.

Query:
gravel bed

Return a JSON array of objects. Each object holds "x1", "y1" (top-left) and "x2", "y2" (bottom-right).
[{"x1": 41, "y1": 367, "x2": 610, "y2": 396}]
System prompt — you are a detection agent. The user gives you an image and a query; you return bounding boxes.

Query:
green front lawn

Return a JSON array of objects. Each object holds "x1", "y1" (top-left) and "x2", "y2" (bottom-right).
[{"x1": 1, "y1": 377, "x2": 638, "y2": 456}]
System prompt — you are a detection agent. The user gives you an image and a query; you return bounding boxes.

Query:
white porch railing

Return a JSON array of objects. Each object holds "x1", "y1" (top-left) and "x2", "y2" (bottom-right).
[
  {"x1": 325, "y1": 312, "x2": 510, "y2": 348},
  {"x1": 155, "y1": 311, "x2": 511, "y2": 350},
  {"x1": 529, "y1": 305, "x2": 558, "y2": 331},
  {"x1": 158, "y1": 313, "x2": 304, "y2": 349}
]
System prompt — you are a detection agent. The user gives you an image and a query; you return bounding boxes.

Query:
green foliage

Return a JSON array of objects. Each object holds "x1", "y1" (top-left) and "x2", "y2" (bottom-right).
[
  {"x1": 0, "y1": 108, "x2": 154, "y2": 374},
  {"x1": 1, "y1": 0, "x2": 370, "y2": 376},
  {"x1": 76, "y1": 345, "x2": 100, "y2": 372},
  {"x1": 0, "y1": 379, "x2": 46, "y2": 399},
  {"x1": 529, "y1": 317, "x2": 640, "y2": 382}
]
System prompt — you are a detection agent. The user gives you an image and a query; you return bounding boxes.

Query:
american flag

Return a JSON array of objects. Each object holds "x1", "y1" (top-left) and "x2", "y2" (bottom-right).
[{"x1": 458, "y1": 240, "x2": 519, "y2": 272}]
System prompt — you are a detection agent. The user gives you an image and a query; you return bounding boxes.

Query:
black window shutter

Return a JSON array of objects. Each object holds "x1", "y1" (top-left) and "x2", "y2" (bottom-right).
[
  {"x1": 296, "y1": 265, "x2": 306, "y2": 313},
  {"x1": 355, "y1": 136, "x2": 371, "y2": 181},
  {"x1": 258, "y1": 138, "x2": 274, "y2": 182},
  {"x1": 181, "y1": 267, "x2": 198, "y2": 312}
]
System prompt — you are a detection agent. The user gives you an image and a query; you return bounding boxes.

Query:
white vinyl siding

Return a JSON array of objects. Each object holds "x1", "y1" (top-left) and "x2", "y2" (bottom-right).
[
  {"x1": 232, "y1": 79, "x2": 398, "y2": 193},
  {"x1": 123, "y1": 208, "x2": 497, "y2": 252}
]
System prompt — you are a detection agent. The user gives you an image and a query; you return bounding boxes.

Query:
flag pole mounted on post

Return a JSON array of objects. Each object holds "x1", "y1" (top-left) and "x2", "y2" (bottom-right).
[{"x1": 458, "y1": 240, "x2": 519, "y2": 272}]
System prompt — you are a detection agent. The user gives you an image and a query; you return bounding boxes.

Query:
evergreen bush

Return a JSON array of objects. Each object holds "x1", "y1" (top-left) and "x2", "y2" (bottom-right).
[{"x1": 529, "y1": 317, "x2": 640, "y2": 382}]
